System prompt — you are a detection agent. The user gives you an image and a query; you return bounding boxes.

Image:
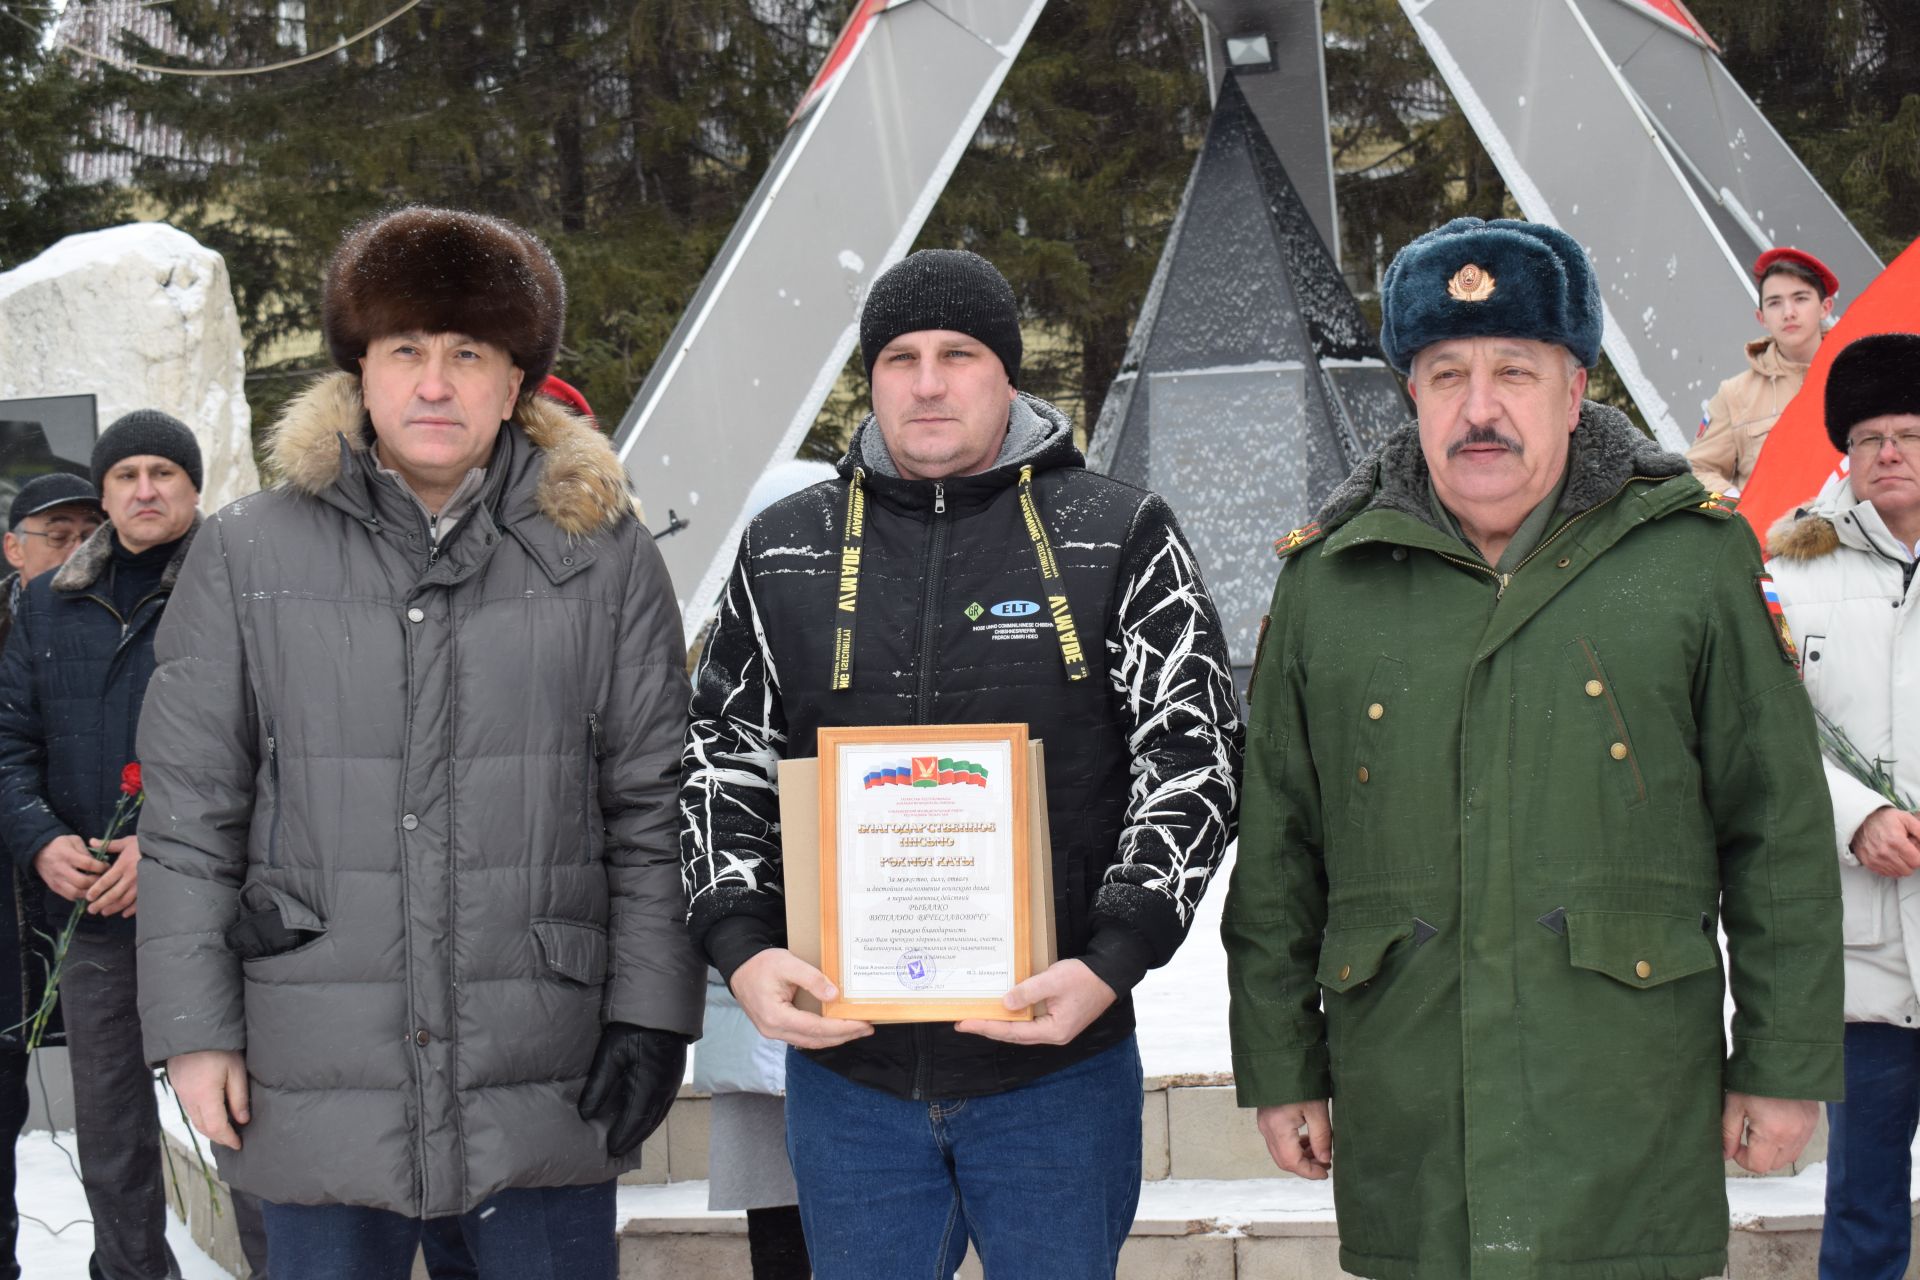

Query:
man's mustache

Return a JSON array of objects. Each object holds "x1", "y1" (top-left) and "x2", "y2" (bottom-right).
[{"x1": 1447, "y1": 424, "x2": 1525, "y2": 459}]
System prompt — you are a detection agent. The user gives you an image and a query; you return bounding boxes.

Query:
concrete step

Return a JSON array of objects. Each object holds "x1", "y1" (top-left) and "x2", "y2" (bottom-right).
[
  {"x1": 163, "y1": 1125, "x2": 1898, "y2": 1280},
  {"x1": 160, "y1": 1079, "x2": 1847, "y2": 1278},
  {"x1": 614, "y1": 1176, "x2": 1920, "y2": 1280},
  {"x1": 628, "y1": 1080, "x2": 1829, "y2": 1187}
]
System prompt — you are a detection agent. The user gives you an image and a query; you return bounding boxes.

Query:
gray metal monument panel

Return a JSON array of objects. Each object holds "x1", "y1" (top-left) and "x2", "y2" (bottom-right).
[
  {"x1": 1323, "y1": 364, "x2": 1412, "y2": 460},
  {"x1": 1194, "y1": 0, "x2": 1341, "y2": 264},
  {"x1": 1144, "y1": 113, "x2": 1311, "y2": 373},
  {"x1": 612, "y1": 0, "x2": 1045, "y2": 632},
  {"x1": 1092, "y1": 73, "x2": 1405, "y2": 671},
  {"x1": 1148, "y1": 367, "x2": 1318, "y2": 664},
  {"x1": 1403, "y1": 0, "x2": 1785, "y2": 449},
  {"x1": 1576, "y1": 0, "x2": 1883, "y2": 296}
]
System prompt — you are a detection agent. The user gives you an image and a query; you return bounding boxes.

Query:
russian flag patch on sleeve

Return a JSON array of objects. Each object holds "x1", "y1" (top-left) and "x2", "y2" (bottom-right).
[{"x1": 1757, "y1": 573, "x2": 1798, "y2": 667}]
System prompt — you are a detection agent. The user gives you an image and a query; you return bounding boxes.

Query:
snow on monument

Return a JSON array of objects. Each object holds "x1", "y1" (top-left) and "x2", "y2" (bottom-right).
[
  {"x1": 1088, "y1": 74, "x2": 1407, "y2": 692},
  {"x1": 0, "y1": 223, "x2": 260, "y2": 510}
]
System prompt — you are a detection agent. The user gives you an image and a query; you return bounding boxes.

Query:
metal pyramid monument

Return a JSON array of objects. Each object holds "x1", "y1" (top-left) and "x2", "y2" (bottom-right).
[{"x1": 1088, "y1": 72, "x2": 1407, "y2": 687}]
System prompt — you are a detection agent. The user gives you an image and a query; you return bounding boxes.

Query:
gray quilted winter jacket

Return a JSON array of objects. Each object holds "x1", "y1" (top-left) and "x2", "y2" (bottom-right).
[{"x1": 135, "y1": 372, "x2": 703, "y2": 1215}]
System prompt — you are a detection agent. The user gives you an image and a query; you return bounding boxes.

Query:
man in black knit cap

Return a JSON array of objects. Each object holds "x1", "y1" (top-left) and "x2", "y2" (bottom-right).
[
  {"x1": 682, "y1": 249, "x2": 1243, "y2": 1279},
  {"x1": 0, "y1": 410, "x2": 202, "y2": 1280}
]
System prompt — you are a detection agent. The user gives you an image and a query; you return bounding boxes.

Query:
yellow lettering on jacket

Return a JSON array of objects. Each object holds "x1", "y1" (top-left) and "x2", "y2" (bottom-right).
[
  {"x1": 837, "y1": 548, "x2": 861, "y2": 613},
  {"x1": 1050, "y1": 595, "x2": 1083, "y2": 664}
]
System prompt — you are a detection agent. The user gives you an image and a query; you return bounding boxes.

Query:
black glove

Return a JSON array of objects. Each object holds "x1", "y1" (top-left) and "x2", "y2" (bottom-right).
[
  {"x1": 224, "y1": 906, "x2": 322, "y2": 961},
  {"x1": 577, "y1": 1022, "x2": 689, "y2": 1158}
]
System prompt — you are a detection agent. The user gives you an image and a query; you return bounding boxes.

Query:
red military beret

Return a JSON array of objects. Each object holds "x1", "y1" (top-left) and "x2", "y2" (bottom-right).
[{"x1": 1754, "y1": 247, "x2": 1839, "y2": 298}]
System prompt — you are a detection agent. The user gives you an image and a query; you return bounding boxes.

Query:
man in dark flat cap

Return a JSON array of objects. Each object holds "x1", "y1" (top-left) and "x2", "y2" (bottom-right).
[
  {"x1": 0, "y1": 411, "x2": 204, "y2": 1280},
  {"x1": 0, "y1": 471, "x2": 99, "y2": 1280},
  {"x1": 1, "y1": 472, "x2": 103, "y2": 625},
  {"x1": 1224, "y1": 217, "x2": 1844, "y2": 1279}
]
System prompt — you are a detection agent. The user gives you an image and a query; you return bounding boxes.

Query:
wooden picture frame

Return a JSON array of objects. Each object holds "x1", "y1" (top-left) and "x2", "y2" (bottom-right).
[{"x1": 817, "y1": 723, "x2": 1033, "y2": 1023}]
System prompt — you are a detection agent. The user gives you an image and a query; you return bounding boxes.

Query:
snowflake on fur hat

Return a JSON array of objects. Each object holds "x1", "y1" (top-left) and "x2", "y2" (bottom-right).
[
  {"x1": 1378, "y1": 217, "x2": 1602, "y2": 374},
  {"x1": 322, "y1": 206, "x2": 566, "y2": 395}
]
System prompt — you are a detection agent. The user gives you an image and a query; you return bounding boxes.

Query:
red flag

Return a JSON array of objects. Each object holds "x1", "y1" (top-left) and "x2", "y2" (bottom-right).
[{"x1": 1741, "y1": 237, "x2": 1920, "y2": 543}]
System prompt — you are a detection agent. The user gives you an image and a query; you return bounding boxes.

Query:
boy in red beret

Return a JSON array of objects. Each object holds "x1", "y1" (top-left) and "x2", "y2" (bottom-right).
[{"x1": 1688, "y1": 246, "x2": 1840, "y2": 493}]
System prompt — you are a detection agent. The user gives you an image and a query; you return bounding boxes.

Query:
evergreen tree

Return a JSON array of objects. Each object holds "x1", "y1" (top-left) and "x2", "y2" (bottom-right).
[
  {"x1": 65, "y1": 0, "x2": 1915, "y2": 455},
  {"x1": 116, "y1": 0, "x2": 841, "y2": 440},
  {"x1": 1320, "y1": 0, "x2": 1918, "y2": 430},
  {"x1": 1687, "y1": 0, "x2": 1919, "y2": 262},
  {"x1": 911, "y1": 0, "x2": 1210, "y2": 433},
  {"x1": 0, "y1": 5, "x2": 126, "y2": 270}
]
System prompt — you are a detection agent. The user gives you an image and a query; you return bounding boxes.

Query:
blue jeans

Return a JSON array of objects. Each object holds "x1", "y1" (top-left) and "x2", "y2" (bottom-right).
[
  {"x1": 785, "y1": 1035, "x2": 1143, "y2": 1280},
  {"x1": 261, "y1": 1180, "x2": 615, "y2": 1280},
  {"x1": 1821, "y1": 1021, "x2": 1920, "y2": 1280}
]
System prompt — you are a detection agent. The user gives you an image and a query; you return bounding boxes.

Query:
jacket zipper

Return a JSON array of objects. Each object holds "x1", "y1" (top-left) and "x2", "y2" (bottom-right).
[
  {"x1": 912, "y1": 483, "x2": 950, "y2": 726},
  {"x1": 584, "y1": 711, "x2": 601, "y2": 845},
  {"x1": 265, "y1": 719, "x2": 281, "y2": 869},
  {"x1": 1437, "y1": 475, "x2": 1670, "y2": 598},
  {"x1": 910, "y1": 481, "x2": 949, "y2": 1100}
]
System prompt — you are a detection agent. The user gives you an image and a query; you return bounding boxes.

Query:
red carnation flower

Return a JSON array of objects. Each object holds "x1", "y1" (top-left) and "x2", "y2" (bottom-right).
[{"x1": 120, "y1": 762, "x2": 142, "y2": 796}]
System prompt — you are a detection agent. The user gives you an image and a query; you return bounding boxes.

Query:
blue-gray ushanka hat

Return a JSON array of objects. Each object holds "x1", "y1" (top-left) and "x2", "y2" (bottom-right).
[{"x1": 1379, "y1": 217, "x2": 1603, "y2": 374}]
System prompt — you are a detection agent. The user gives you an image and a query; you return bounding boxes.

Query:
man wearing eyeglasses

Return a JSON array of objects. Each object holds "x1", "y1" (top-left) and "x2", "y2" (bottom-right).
[
  {"x1": 2, "y1": 473, "x2": 104, "y2": 625},
  {"x1": 0, "y1": 412, "x2": 205, "y2": 1280},
  {"x1": 0, "y1": 472, "x2": 99, "y2": 1280},
  {"x1": 1767, "y1": 332, "x2": 1920, "y2": 1279}
]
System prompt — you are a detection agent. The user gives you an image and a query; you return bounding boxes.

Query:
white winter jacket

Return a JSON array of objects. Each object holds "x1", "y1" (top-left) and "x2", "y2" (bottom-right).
[{"x1": 1769, "y1": 471, "x2": 1920, "y2": 1026}]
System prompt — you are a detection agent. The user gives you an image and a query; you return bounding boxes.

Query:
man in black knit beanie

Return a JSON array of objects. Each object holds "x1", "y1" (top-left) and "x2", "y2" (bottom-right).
[
  {"x1": 0, "y1": 409, "x2": 207, "y2": 1280},
  {"x1": 684, "y1": 249, "x2": 1243, "y2": 1280}
]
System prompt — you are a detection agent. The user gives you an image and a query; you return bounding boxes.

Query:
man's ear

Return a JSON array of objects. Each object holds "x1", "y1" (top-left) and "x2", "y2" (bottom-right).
[
  {"x1": 2, "y1": 533, "x2": 25, "y2": 573},
  {"x1": 1567, "y1": 366, "x2": 1588, "y2": 430},
  {"x1": 500, "y1": 364, "x2": 526, "y2": 421}
]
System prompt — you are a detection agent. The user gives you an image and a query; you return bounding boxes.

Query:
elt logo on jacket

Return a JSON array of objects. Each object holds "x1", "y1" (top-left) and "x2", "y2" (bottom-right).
[{"x1": 965, "y1": 598, "x2": 1055, "y2": 644}]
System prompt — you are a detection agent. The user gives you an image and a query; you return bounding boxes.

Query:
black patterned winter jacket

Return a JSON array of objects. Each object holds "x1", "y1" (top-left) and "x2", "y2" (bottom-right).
[{"x1": 681, "y1": 393, "x2": 1243, "y2": 1100}]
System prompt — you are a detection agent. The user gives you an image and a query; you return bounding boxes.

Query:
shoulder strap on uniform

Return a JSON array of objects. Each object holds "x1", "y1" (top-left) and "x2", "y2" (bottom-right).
[
  {"x1": 1686, "y1": 490, "x2": 1739, "y2": 521},
  {"x1": 1272, "y1": 520, "x2": 1326, "y2": 559}
]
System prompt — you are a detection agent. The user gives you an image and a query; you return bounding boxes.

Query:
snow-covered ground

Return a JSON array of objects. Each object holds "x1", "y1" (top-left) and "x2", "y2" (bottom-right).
[
  {"x1": 17, "y1": 1128, "x2": 233, "y2": 1279},
  {"x1": 1134, "y1": 841, "x2": 1237, "y2": 1078}
]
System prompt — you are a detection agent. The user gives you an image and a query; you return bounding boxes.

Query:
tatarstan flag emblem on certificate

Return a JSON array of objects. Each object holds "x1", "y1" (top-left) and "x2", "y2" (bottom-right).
[{"x1": 864, "y1": 758, "x2": 990, "y2": 788}]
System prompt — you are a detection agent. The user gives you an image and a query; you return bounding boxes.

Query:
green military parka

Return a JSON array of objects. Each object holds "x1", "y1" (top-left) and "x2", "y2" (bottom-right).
[{"x1": 1224, "y1": 402, "x2": 1843, "y2": 1280}]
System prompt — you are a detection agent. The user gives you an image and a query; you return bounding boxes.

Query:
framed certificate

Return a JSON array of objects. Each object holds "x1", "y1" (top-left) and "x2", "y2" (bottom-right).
[{"x1": 817, "y1": 723, "x2": 1033, "y2": 1022}]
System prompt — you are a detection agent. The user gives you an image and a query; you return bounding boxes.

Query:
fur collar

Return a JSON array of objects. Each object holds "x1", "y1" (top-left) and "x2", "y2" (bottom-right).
[
  {"x1": 52, "y1": 515, "x2": 202, "y2": 594},
  {"x1": 1767, "y1": 471, "x2": 1852, "y2": 562},
  {"x1": 266, "y1": 372, "x2": 636, "y2": 537},
  {"x1": 1313, "y1": 400, "x2": 1688, "y2": 533},
  {"x1": 1767, "y1": 511, "x2": 1843, "y2": 561}
]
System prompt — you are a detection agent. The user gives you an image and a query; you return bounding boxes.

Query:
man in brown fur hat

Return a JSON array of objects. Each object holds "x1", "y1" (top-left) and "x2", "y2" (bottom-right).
[{"x1": 134, "y1": 206, "x2": 703, "y2": 1278}]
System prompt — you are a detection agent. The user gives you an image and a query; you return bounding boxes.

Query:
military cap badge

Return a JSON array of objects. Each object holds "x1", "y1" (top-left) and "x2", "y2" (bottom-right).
[{"x1": 1447, "y1": 263, "x2": 1496, "y2": 302}]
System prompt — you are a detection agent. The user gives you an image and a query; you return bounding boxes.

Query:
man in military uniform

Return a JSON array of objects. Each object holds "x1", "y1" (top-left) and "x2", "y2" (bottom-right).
[{"x1": 1224, "y1": 217, "x2": 1844, "y2": 1279}]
